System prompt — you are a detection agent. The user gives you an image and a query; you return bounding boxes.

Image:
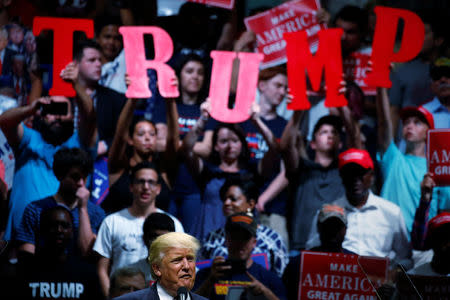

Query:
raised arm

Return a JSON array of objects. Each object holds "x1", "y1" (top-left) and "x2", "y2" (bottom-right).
[
  {"x1": 334, "y1": 105, "x2": 363, "y2": 149},
  {"x1": 279, "y1": 110, "x2": 306, "y2": 176},
  {"x1": 107, "y1": 98, "x2": 137, "y2": 176},
  {"x1": 60, "y1": 62, "x2": 97, "y2": 149},
  {"x1": 179, "y1": 101, "x2": 210, "y2": 177},
  {"x1": 0, "y1": 97, "x2": 50, "y2": 147},
  {"x1": 162, "y1": 78, "x2": 181, "y2": 184},
  {"x1": 76, "y1": 185, "x2": 96, "y2": 256},
  {"x1": 107, "y1": 74, "x2": 140, "y2": 180},
  {"x1": 376, "y1": 87, "x2": 394, "y2": 155},
  {"x1": 411, "y1": 173, "x2": 435, "y2": 250}
]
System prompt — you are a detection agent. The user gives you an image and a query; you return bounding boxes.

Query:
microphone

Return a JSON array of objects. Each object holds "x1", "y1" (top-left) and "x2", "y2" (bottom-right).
[{"x1": 176, "y1": 287, "x2": 189, "y2": 300}]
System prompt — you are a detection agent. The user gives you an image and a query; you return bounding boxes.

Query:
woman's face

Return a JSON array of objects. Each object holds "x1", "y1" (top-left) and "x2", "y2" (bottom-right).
[
  {"x1": 130, "y1": 121, "x2": 157, "y2": 155},
  {"x1": 214, "y1": 128, "x2": 242, "y2": 163},
  {"x1": 180, "y1": 61, "x2": 205, "y2": 95},
  {"x1": 222, "y1": 185, "x2": 254, "y2": 216}
]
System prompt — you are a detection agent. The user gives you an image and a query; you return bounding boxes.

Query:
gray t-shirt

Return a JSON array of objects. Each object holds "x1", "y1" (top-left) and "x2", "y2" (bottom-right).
[{"x1": 287, "y1": 158, "x2": 345, "y2": 250}]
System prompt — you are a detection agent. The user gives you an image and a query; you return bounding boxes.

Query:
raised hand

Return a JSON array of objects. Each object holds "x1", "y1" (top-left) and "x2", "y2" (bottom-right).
[{"x1": 60, "y1": 62, "x2": 79, "y2": 84}]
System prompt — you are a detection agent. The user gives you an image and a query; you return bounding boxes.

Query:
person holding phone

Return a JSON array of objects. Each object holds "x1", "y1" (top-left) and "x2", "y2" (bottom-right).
[
  {"x1": 200, "y1": 177, "x2": 288, "y2": 278},
  {"x1": 0, "y1": 61, "x2": 96, "y2": 245},
  {"x1": 194, "y1": 213, "x2": 287, "y2": 300}
]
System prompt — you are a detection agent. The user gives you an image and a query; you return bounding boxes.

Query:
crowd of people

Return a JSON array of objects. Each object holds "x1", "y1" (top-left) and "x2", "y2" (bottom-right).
[{"x1": 0, "y1": 0, "x2": 449, "y2": 299}]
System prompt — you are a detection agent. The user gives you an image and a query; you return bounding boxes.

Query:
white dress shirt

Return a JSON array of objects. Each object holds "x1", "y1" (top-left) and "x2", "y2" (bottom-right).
[
  {"x1": 307, "y1": 192, "x2": 413, "y2": 268},
  {"x1": 157, "y1": 283, "x2": 191, "y2": 300}
]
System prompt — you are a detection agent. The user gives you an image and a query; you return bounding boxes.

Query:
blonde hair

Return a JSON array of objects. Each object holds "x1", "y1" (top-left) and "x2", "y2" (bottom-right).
[{"x1": 148, "y1": 232, "x2": 200, "y2": 279}]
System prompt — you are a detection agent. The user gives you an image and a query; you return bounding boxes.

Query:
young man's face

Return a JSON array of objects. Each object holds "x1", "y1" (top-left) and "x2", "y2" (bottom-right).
[
  {"x1": 130, "y1": 168, "x2": 161, "y2": 206},
  {"x1": 97, "y1": 25, "x2": 122, "y2": 62},
  {"x1": 402, "y1": 116, "x2": 429, "y2": 143},
  {"x1": 59, "y1": 166, "x2": 87, "y2": 196},
  {"x1": 78, "y1": 47, "x2": 102, "y2": 83},
  {"x1": 311, "y1": 124, "x2": 341, "y2": 153},
  {"x1": 336, "y1": 18, "x2": 361, "y2": 55},
  {"x1": 258, "y1": 74, "x2": 288, "y2": 107},
  {"x1": 41, "y1": 209, "x2": 73, "y2": 250}
]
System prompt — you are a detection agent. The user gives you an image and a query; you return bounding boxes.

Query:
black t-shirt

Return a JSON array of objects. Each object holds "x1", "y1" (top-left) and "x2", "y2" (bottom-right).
[
  {"x1": 194, "y1": 261, "x2": 287, "y2": 300},
  {"x1": 12, "y1": 255, "x2": 104, "y2": 300}
]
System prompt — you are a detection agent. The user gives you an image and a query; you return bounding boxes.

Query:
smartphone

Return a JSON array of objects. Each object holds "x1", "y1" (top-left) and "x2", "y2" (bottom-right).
[
  {"x1": 41, "y1": 102, "x2": 68, "y2": 116},
  {"x1": 219, "y1": 259, "x2": 247, "y2": 275}
]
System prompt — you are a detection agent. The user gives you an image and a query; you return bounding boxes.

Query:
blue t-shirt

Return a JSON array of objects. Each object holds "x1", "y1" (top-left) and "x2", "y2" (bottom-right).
[
  {"x1": 191, "y1": 162, "x2": 255, "y2": 242},
  {"x1": 379, "y1": 142, "x2": 450, "y2": 237},
  {"x1": 5, "y1": 126, "x2": 81, "y2": 240},
  {"x1": 15, "y1": 196, "x2": 105, "y2": 250},
  {"x1": 240, "y1": 116, "x2": 287, "y2": 215},
  {"x1": 194, "y1": 261, "x2": 287, "y2": 300}
]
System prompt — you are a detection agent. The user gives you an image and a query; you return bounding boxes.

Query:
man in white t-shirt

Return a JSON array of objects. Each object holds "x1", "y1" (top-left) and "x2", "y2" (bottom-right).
[{"x1": 93, "y1": 161, "x2": 184, "y2": 298}]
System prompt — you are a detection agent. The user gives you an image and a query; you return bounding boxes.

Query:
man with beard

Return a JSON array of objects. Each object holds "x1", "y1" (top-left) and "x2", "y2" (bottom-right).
[
  {"x1": 15, "y1": 147, "x2": 104, "y2": 256},
  {"x1": 0, "y1": 68, "x2": 96, "y2": 243},
  {"x1": 306, "y1": 149, "x2": 413, "y2": 269}
]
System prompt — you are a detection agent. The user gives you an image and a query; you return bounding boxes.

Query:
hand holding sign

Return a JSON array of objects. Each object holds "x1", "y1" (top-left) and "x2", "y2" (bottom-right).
[
  {"x1": 33, "y1": 17, "x2": 94, "y2": 97},
  {"x1": 60, "y1": 62, "x2": 79, "y2": 84},
  {"x1": 420, "y1": 173, "x2": 435, "y2": 203},
  {"x1": 120, "y1": 26, "x2": 178, "y2": 99},
  {"x1": 366, "y1": 6, "x2": 425, "y2": 88},
  {"x1": 285, "y1": 29, "x2": 347, "y2": 110},
  {"x1": 427, "y1": 129, "x2": 450, "y2": 186},
  {"x1": 208, "y1": 51, "x2": 263, "y2": 123}
]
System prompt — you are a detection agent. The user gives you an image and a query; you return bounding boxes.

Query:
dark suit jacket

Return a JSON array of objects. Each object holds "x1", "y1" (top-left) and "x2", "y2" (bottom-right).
[{"x1": 113, "y1": 282, "x2": 209, "y2": 300}]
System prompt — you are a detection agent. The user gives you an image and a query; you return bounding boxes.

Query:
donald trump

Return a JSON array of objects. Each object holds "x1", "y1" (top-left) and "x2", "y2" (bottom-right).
[{"x1": 114, "y1": 232, "x2": 208, "y2": 300}]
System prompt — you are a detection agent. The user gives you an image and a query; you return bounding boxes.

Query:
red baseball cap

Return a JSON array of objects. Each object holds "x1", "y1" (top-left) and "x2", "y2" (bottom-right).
[
  {"x1": 400, "y1": 106, "x2": 435, "y2": 129},
  {"x1": 338, "y1": 148, "x2": 374, "y2": 170},
  {"x1": 424, "y1": 212, "x2": 450, "y2": 249}
]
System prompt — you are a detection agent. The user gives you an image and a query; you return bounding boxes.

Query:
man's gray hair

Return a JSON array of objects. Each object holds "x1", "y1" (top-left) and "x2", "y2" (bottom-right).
[
  {"x1": 148, "y1": 232, "x2": 200, "y2": 279},
  {"x1": 109, "y1": 266, "x2": 145, "y2": 294}
]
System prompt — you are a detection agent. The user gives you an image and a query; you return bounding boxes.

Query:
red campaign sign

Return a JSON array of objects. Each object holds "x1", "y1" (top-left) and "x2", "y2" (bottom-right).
[
  {"x1": 187, "y1": 0, "x2": 235, "y2": 10},
  {"x1": 120, "y1": 26, "x2": 179, "y2": 99},
  {"x1": 299, "y1": 252, "x2": 389, "y2": 300},
  {"x1": 343, "y1": 49, "x2": 375, "y2": 95},
  {"x1": 33, "y1": 17, "x2": 94, "y2": 97},
  {"x1": 208, "y1": 51, "x2": 263, "y2": 123},
  {"x1": 366, "y1": 6, "x2": 424, "y2": 88},
  {"x1": 427, "y1": 129, "x2": 450, "y2": 186},
  {"x1": 244, "y1": 0, "x2": 325, "y2": 69},
  {"x1": 285, "y1": 29, "x2": 347, "y2": 110}
]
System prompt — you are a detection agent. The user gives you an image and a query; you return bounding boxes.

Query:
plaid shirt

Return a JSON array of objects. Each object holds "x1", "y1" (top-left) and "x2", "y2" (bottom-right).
[{"x1": 200, "y1": 224, "x2": 288, "y2": 277}]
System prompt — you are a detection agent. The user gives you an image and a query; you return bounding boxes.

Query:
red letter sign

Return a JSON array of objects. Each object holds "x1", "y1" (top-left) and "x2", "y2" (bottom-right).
[
  {"x1": 366, "y1": 6, "x2": 424, "y2": 88},
  {"x1": 33, "y1": 17, "x2": 94, "y2": 97},
  {"x1": 209, "y1": 51, "x2": 263, "y2": 123},
  {"x1": 284, "y1": 29, "x2": 347, "y2": 110},
  {"x1": 120, "y1": 26, "x2": 178, "y2": 99}
]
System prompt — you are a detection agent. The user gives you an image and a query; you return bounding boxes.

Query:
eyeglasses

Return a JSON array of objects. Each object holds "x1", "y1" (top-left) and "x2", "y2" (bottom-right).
[{"x1": 133, "y1": 179, "x2": 159, "y2": 188}]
